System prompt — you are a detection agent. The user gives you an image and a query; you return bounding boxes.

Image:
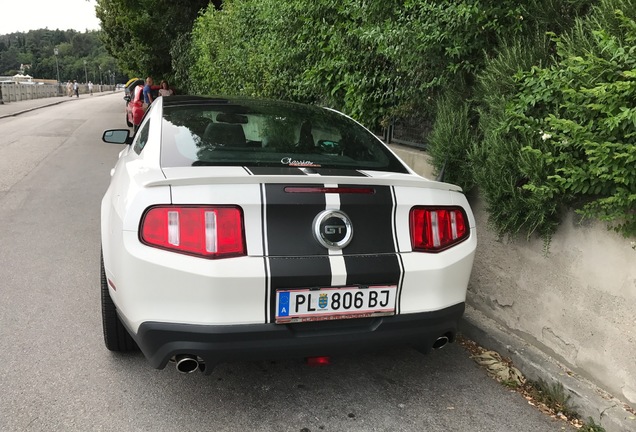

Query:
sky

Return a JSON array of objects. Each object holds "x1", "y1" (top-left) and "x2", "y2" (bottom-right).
[{"x1": 0, "y1": 0, "x2": 101, "y2": 34}]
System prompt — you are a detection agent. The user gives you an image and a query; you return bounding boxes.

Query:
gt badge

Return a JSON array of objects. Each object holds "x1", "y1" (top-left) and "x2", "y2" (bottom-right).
[{"x1": 313, "y1": 210, "x2": 353, "y2": 249}]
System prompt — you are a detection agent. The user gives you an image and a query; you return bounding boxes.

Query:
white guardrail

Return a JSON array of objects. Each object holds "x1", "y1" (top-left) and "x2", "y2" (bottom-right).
[{"x1": 0, "y1": 82, "x2": 116, "y2": 103}]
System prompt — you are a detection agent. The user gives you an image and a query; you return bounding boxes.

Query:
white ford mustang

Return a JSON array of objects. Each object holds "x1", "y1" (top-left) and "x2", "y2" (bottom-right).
[{"x1": 100, "y1": 95, "x2": 476, "y2": 374}]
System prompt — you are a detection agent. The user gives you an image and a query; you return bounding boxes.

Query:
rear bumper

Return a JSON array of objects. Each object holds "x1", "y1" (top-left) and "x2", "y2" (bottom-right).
[{"x1": 130, "y1": 302, "x2": 465, "y2": 373}]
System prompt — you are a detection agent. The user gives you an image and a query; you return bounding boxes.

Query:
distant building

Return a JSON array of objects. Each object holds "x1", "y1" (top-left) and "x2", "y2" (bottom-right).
[{"x1": 12, "y1": 74, "x2": 33, "y2": 83}]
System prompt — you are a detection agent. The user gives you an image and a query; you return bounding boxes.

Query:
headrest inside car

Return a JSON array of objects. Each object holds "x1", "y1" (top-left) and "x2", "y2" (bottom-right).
[{"x1": 203, "y1": 122, "x2": 246, "y2": 147}]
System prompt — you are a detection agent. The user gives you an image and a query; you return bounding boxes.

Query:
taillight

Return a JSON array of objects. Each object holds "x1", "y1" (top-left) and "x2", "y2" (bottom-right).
[
  {"x1": 409, "y1": 206, "x2": 469, "y2": 252},
  {"x1": 140, "y1": 206, "x2": 245, "y2": 259}
]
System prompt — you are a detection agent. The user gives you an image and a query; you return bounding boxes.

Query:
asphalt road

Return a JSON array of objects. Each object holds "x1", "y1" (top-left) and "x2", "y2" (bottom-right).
[{"x1": 0, "y1": 93, "x2": 573, "y2": 432}]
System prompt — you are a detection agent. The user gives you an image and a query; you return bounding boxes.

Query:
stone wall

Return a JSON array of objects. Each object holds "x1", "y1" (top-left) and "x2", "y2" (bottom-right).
[{"x1": 389, "y1": 143, "x2": 636, "y2": 407}]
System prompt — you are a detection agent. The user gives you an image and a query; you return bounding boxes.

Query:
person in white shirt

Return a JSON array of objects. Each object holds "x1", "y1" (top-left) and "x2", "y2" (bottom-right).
[{"x1": 158, "y1": 80, "x2": 174, "y2": 97}]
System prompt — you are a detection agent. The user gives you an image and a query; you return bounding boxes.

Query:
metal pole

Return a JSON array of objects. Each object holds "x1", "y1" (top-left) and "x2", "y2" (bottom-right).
[
  {"x1": 0, "y1": 84, "x2": 4, "y2": 105},
  {"x1": 83, "y1": 60, "x2": 88, "y2": 85},
  {"x1": 54, "y1": 47, "x2": 61, "y2": 97}
]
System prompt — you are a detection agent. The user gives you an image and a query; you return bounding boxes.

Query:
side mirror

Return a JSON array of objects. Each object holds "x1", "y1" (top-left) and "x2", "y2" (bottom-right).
[
  {"x1": 102, "y1": 129, "x2": 133, "y2": 145},
  {"x1": 123, "y1": 95, "x2": 131, "y2": 102}
]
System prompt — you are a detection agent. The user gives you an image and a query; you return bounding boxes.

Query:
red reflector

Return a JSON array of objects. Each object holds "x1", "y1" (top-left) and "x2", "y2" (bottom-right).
[
  {"x1": 140, "y1": 205, "x2": 246, "y2": 259},
  {"x1": 284, "y1": 187, "x2": 375, "y2": 194},
  {"x1": 409, "y1": 206, "x2": 469, "y2": 252},
  {"x1": 306, "y1": 356, "x2": 331, "y2": 367}
]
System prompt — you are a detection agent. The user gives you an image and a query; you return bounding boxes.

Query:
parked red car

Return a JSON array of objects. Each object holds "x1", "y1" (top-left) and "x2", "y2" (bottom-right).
[
  {"x1": 125, "y1": 82, "x2": 173, "y2": 131},
  {"x1": 125, "y1": 85, "x2": 145, "y2": 131}
]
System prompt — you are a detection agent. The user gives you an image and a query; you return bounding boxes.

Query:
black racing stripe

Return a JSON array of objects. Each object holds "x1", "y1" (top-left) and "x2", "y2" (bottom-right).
[
  {"x1": 247, "y1": 167, "x2": 307, "y2": 176},
  {"x1": 340, "y1": 184, "x2": 401, "y2": 299},
  {"x1": 344, "y1": 254, "x2": 401, "y2": 286},
  {"x1": 269, "y1": 257, "x2": 332, "y2": 289},
  {"x1": 312, "y1": 168, "x2": 368, "y2": 177},
  {"x1": 339, "y1": 185, "x2": 395, "y2": 254},
  {"x1": 268, "y1": 257, "x2": 332, "y2": 322},
  {"x1": 390, "y1": 185, "x2": 405, "y2": 315},
  {"x1": 263, "y1": 184, "x2": 327, "y2": 257},
  {"x1": 260, "y1": 184, "x2": 270, "y2": 322},
  {"x1": 264, "y1": 183, "x2": 332, "y2": 323}
]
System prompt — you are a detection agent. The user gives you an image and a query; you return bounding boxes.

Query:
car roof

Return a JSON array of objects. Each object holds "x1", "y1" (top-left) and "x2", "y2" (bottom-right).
[
  {"x1": 126, "y1": 78, "x2": 145, "y2": 91},
  {"x1": 161, "y1": 95, "x2": 326, "y2": 112},
  {"x1": 162, "y1": 95, "x2": 230, "y2": 106},
  {"x1": 124, "y1": 77, "x2": 141, "y2": 87}
]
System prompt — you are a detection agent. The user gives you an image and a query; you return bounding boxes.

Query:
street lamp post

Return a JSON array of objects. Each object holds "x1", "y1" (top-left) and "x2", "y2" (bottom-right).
[
  {"x1": 54, "y1": 47, "x2": 61, "y2": 97},
  {"x1": 83, "y1": 60, "x2": 88, "y2": 85},
  {"x1": 99, "y1": 65, "x2": 102, "y2": 91}
]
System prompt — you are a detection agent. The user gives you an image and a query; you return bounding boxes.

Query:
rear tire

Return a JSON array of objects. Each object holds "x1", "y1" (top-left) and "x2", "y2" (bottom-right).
[{"x1": 101, "y1": 252, "x2": 137, "y2": 351}]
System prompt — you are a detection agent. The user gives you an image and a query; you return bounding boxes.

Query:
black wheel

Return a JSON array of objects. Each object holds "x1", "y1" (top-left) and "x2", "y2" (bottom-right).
[
  {"x1": 101, "y1": 251, "x2": 137, "y2": 351},
  {"x1": 125, "y1": 112, "x2": 133, "y2": 127}
]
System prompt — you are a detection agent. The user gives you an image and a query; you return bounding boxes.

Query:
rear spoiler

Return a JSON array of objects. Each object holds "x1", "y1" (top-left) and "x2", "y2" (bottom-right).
[{"x1": 145, "y1": 173, "x2": 463, "y2": 192}]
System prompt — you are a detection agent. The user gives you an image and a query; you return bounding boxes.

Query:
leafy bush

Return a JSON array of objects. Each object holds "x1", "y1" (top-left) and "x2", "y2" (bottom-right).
[
  {"x1": 473, "y1": 32, "x2": 562, "y2": 240},
  {"x1": 427, "y1": 94, "x2": 478, "y2": 192},
  {"x1": 190, "y1": 0, "x2": 528, "y2": 128},
  {"x1": 188, "y1": 0, "x2": 636, "y2": 240},
  {"x1": 475, "y1": 0, "x2": 636, "y2": 240}
]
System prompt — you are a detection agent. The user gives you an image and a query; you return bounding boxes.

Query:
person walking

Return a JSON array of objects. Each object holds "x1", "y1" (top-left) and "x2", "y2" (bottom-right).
[
  {"x1": 73, "y1": 80, "x2": 79, "y2": 98},
  {"x1": 66, "y1": 81, "x2": 73, "y2": 97},
  {"x1": 88, "y1": 81, "x2": 93, "y2": 96}
]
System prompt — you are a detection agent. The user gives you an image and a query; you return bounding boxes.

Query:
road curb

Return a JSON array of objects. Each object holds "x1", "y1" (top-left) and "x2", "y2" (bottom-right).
[
  {"x1": 0, "y1": 99, "x2": 70, "y2": 119},
  {"x1": 459, "y1": 304, "x2": 635, "y2": 432}
]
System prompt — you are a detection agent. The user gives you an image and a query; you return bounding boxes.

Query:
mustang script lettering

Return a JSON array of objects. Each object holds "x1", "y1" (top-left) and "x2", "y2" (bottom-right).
[{"x1": 281, "y1": 157, "x2": 321, "y2": 167}]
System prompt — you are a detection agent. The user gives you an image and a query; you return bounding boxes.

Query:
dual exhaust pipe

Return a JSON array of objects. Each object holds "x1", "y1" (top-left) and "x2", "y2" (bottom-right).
[{"x1": 174, "y1": 335, "x2": 450, "y2": 374}]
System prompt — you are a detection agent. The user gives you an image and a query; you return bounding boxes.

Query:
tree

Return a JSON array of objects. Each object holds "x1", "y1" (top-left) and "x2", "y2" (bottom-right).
[
  {"x1": 0, "y1": 29, "x2": 120, "y2": 83},
  {"x1": 95, "y1": 0, "x2": 219, "y2": 81}
]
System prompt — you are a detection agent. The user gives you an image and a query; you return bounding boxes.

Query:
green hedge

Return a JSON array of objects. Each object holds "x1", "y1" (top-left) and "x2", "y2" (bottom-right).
[
  {"x1": 187, "y1": 0, "x2": 635, "y2": 240},
  {"x1": 474, "y1": 0, "x2": 636, "y2": 240},
  {"x1": 189, "y1": 0, "x2": 527, "y2": 128}
]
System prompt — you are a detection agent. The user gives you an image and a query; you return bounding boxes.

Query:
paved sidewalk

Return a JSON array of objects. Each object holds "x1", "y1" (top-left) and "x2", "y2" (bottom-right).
[
  {"x1": 0, "y1": 96, "x2": 73, "y2": 119},
  {"x1": 460, "y1": 306, "x2": 635, "y2": 432},
  {"x1": 0, "y1": 91, "x2": 116, "y2": 119}
]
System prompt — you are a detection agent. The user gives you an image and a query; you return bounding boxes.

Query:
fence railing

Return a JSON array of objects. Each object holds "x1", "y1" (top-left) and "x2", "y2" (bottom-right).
[
  {"x1": 384, "y1": 117, "x2": 432, "y2": 150},
  {"x1": 0, "y1": 82, "x2": 116, "y2": 103}
]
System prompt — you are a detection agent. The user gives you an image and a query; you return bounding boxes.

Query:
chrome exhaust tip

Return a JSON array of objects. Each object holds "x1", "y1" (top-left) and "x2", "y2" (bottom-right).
[
  {"x1": 432, "y1": 336, "x2": 449, "y2": 350},
  {"x1": 175, "y1": 354, "x2": 200, "y2": 374}
]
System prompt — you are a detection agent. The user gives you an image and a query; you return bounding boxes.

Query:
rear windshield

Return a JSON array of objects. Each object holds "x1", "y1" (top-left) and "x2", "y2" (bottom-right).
[{"x1": 160, "y1": 99, "x2": 408, "y2": 173}]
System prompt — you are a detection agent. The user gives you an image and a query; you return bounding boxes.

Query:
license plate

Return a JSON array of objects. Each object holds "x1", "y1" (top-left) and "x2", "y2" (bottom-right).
[{"x1": 275, "y1": 285, "x2": 397, "y2": 324}]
